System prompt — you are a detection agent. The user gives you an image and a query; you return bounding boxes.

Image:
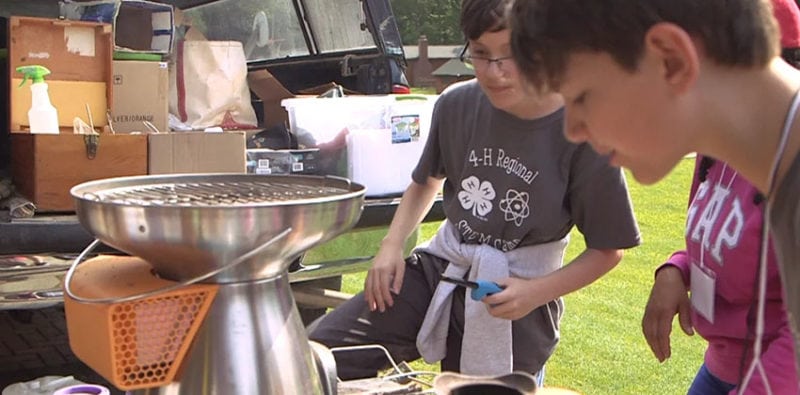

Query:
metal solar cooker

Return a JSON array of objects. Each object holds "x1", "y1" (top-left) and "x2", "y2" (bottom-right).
[{"x1": 67, "y1": 173, "x2": 366, "y2": 394}]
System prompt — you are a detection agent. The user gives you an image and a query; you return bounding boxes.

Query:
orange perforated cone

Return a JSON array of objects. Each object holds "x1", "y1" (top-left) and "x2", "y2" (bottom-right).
[{"x1": 63, "y1": 255, "x2": 218, "y2": 390}]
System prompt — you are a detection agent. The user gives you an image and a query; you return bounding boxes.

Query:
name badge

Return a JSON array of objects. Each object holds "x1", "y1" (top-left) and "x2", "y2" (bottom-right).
[{"x1": 690, "y1": 262, "x2": 716, "y2": 324}]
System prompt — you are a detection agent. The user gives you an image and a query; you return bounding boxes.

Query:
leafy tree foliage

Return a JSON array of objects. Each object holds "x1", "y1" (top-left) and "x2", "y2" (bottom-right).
[{"x1": 391, "y1": 0, "x2": 462, "y2": 45}]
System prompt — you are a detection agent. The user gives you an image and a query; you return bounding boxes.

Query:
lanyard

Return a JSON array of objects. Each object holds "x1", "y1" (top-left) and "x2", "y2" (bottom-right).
[{"x1": 739, "y1": 87, "x2": 800, "y2": 394}]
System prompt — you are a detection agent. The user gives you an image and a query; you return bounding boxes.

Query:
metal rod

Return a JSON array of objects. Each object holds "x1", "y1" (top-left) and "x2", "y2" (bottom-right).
[{"x1": 63, "y1": 228, "x2": 293, "y2": 304}]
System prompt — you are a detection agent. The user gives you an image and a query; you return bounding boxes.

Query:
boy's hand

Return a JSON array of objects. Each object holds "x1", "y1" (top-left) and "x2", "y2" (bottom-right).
[
  {"x1": 483, "y1": 277, "x2": 548, "y2": 320},
  {"x1": 641, "y1": 266, "x2": 693, "y2": 362},
  {"x1": 364, "y1": 245, "x2": 405, "y2": 313}
]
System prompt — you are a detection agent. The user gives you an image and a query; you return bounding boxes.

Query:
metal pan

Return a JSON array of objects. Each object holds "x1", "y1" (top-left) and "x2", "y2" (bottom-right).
[{"x1": 70, "y1": 173, "x2": 366, "y2": 283}]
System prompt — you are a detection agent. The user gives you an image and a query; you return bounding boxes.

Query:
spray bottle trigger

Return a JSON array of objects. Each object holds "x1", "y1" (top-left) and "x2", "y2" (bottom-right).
[{"x1": 15, "y1": 65, "x2": 51, "y2": 87}]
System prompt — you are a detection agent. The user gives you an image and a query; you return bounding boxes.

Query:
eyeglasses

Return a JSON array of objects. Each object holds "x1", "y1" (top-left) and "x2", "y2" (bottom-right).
[{"x1": 459, "y1": 43, "x2": 514, "y2": 71}]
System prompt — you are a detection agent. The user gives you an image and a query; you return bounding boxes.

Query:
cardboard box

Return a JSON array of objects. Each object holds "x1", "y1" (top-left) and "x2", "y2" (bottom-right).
[
  {"x1": 246, "y1": 149, "x2": 292, "y2": 174},
  {"x1": 60, "y1": 0, "x2": 174, "y2": 54},
  {"x1": 10, "y1": 133, "x2": 148, "y2": 212},
  {"x1": 149, "y1": 132, "x2": 246, "y2": 174},
  {"x1": 111, "y1": 60, "x2": 169, "y2": 133},
  {"x1": 8, "y1": 16, "x2": 113, "y2": 131},
  {"x1": 247, "y1": 69, "x2": 295, "y2": 129},
  {"x1": 246, "y1": 148, "x2": 320, "y2": 175}
]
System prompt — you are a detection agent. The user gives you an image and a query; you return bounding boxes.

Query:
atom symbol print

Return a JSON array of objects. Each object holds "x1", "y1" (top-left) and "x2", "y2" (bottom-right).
[{"x1": 499, "y1": 189, "x2": 530, "y2": 226}]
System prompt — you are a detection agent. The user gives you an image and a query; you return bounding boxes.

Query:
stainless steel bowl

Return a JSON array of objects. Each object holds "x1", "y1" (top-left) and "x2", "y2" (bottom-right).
[{"x1": 71, "y1": 173, "x2": 365, "y2": 283}]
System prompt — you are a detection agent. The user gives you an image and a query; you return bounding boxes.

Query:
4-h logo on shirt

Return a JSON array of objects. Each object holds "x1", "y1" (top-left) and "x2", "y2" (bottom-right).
[
  {"x1": 458, "y1": 176, "x2": 531, "y2": 227},
  {"x1": 458, "y1": 176, "x2": 495, "y2": 217}
]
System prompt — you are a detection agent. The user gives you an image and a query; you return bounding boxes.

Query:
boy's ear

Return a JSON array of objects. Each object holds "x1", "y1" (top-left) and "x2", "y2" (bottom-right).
[{"x1": 644, "y1": 23, "x2": 699, "y2": 93}]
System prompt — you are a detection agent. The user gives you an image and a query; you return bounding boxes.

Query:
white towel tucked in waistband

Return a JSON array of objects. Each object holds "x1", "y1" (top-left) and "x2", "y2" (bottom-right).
[{"x1": 415, "y1": 220, "x2": 568, "y2": 375}]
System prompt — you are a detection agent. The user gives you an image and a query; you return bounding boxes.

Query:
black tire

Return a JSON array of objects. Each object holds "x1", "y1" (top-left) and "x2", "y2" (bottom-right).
[{"x1": 0, "y1": 307, "x2": 123, "y2": 394}]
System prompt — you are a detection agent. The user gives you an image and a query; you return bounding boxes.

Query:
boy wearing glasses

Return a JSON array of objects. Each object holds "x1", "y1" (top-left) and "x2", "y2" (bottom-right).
[
  {"x1": 309, "y1": 0, "x2": 640, "y2": 382},
  {"x1": 509, "y1": 0, "x2": 800, "y2": 385}
]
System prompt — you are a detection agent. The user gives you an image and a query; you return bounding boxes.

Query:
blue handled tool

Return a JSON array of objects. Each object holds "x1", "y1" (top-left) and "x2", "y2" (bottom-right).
[{"x1": 440, "y1": 275, "x2": 505, "y2": 301}]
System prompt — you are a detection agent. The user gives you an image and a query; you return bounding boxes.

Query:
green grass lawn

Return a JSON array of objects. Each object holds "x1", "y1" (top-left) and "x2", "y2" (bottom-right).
[{"x1": 340, "y1": 156, "x2": 704, "y2": 394}]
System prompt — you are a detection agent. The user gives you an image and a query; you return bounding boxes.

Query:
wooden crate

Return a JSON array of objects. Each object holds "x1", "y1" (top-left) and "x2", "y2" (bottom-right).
[
  {"x1": 7, "y1": 16, "x2": 139, "y2": 212},
  {"x1": 8, "y1": 16, "x2": 113, "y2": 131},
  {"x1": 11, "y1": 133, "x2": 147, "y2": 212}
]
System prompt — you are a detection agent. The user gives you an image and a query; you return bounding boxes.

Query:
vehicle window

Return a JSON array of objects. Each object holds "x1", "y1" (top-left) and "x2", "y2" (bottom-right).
[
  {"x1": 302, "y1": 0, "x2": 375, "y2": 53},
  {"x1": 182, "y1": 0, "x2": 309, "y2": 61},
  {"x1": 180, "y1": 0, "x2": 377, "y2": 62}
]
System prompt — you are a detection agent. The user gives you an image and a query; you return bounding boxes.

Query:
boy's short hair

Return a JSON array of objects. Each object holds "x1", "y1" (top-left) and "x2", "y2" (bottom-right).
[
  {"x1": 461, "y1": 0, "x2": 513, "y2": 40},
  {"x1": 509, "y1": 0, "x2": 781, "y2": 90}
]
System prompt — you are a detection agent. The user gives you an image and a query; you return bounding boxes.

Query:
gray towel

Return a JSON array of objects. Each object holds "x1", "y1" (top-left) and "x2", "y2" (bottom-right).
[{"x1": 415, "y1": 221, "x2": 568, "y2": 375}]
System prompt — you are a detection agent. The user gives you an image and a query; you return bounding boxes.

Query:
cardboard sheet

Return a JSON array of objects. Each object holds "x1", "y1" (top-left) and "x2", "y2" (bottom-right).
[{"x1": 247, "y1": 69, "x2": 295, "y2": 129}]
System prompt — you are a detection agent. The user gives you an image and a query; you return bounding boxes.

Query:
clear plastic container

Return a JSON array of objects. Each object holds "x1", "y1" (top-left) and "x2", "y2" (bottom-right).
[
  {"x1": 281, "y1": 95, "x2": 439, "y2": 196},
  {"x1": 347, "y1": 95, "x2": 438, "y2": 197},
  {"x1": 281, "y1": 96, "x2": 392, "y2": 147}
]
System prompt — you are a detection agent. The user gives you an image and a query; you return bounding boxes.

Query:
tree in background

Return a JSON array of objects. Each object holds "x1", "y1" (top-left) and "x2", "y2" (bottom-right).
[{"x1": 391, "y1": 0, "x2": 462, "y2": 45}]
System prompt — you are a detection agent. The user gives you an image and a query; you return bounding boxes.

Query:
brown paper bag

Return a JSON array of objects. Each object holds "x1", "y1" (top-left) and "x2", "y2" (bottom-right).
[{"x1": 169, "y1": 40, "x2": 257, "y2": 130}]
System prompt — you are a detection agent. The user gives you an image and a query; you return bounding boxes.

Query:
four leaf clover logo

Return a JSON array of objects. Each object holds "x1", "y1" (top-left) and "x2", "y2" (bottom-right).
[{"x1": 458, "y1": 176, "x2": 496, "y2": 217}]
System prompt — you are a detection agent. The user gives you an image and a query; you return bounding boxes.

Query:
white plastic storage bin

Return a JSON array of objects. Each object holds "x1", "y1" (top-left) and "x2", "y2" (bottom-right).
[
  {"x1": 348, "y1": 95, "x2": 439, "y2": 197},
  {"x1": 281, "y1": 96, "x2": 393, "y2": 148},
  {"x1": 281, "y1": 96, "x2": 389, "y2": 180},
  {"x1": 281, "y1": 94, "x2": 439, "y2": 197}
]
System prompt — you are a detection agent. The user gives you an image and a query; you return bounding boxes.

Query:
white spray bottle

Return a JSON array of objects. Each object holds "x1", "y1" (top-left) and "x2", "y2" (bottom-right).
[{"x1": 16, "y1": 65, "x2": 59, "y2": 134}]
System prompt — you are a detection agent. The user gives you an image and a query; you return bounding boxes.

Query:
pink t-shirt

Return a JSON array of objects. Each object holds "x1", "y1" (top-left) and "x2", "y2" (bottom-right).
[{"x1": 664, "y1": 157, "x2": 798, "y2": 394}]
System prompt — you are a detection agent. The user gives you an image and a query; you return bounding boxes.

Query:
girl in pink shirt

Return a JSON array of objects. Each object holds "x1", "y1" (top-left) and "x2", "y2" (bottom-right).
[{"x1": 642, "y1": 157, "x2": 798, "y2": 394}]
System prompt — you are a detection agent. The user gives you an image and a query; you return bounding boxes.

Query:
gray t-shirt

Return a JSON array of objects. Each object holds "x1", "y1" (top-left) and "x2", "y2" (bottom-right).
[
  {"x1": 413, "y1": 80, "x2": 640, "y2": 252},
  {"x1": 771, "y1": 150, "x2": 800, "y2": 372}
]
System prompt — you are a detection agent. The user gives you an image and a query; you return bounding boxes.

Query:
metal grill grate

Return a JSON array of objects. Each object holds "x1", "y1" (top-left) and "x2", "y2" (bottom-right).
[{"x1": 89, "y1": 181, "x2": 349, "y2": 206}]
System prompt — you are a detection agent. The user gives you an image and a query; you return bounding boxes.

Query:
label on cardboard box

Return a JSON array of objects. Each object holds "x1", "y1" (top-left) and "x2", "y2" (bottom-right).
[{"x1": 112, "y1": 60, "x2": 169, "y2": 133}]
